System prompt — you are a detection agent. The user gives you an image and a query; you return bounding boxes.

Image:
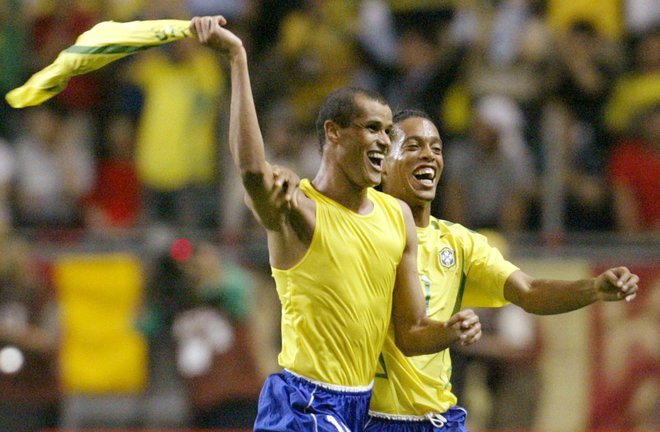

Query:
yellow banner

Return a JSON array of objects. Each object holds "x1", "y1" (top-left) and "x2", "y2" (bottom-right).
[{"x1": 54, "y1": 253, "x2": 146, "y2": 394}]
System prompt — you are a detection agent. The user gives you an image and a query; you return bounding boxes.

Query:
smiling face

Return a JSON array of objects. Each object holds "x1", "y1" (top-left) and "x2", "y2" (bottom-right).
[
  {"x1": 332, "y1": 94, "x2": 393, "y2": 188},
  {"x1": 382, "y1": 116, "x2": 443, "y2": 207}
]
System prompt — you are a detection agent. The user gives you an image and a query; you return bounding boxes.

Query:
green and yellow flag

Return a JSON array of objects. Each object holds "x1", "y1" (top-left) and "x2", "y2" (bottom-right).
[{"x1": 5, "y1": 19, "x2": 192, "y2": 108}]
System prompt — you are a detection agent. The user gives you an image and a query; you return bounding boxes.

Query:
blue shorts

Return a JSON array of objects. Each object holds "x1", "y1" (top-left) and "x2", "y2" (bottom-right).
[
  {"x1": 254, "y1": 369, "x2": 373, "y2": 431},
  {"x1": 364, "y1": 406, "x2": 468, "y2": 432}
]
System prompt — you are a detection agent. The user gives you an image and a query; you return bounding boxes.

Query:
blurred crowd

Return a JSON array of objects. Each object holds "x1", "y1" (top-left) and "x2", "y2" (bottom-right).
[
  {"x1": 0, "y1": 0, "x2": 659, "y2": 430},
  {"x1": 0, "y1": 0, "x2": 658, "y2": 241}
]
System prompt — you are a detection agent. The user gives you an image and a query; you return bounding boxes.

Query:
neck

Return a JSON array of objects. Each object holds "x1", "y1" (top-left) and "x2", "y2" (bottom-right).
[
  {"x1": 411, "y1": 202, "x2": 432, "y2": 228},
  {"x1": 312, "y1": 166, "x2": 371, "y2": 214}
]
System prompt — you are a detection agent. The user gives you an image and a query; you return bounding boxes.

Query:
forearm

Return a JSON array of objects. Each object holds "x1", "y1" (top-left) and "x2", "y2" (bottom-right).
[
  {"x1": 395, "y1": 318, "x2": 460, "y2": 356},
  {"x1": 228, "y1": 47, "x2": 269, "y2": 179},
  {"x1": 506, "y1": 273, "x2": 598, "y2": 315}
]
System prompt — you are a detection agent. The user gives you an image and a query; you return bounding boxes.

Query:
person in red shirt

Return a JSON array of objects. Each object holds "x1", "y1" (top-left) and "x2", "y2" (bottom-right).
[
  {"x1": 608, "y1": 104, "x2": 660, "y2": 232},
  {"x1": 84, "y1": 114, "x2": 141, "y2": 231}
]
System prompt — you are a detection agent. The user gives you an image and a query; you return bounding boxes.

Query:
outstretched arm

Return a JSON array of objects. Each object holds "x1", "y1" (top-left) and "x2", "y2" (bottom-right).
[
  {"x1": 190, "y1": 16, "x2": 295, "y2": 230},
  {"x1": 504, "y1": 267, "x2": 639, "y2": 315},
  {"x1": 391, "y1": 201, "x2": 481, "y2": 356}
]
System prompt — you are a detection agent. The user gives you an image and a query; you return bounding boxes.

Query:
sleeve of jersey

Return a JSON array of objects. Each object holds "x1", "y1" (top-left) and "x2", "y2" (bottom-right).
[
  {"x1": 5, "y1": 19, "x2": 192, "y2": 108},
  {"x1": 460, "y1": 230, "x2": 519, "y2": 308}
]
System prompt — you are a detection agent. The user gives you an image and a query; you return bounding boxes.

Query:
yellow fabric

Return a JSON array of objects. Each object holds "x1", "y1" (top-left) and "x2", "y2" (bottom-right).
[
  {"x1": 386, "y1": 0, "x2": 456, "y2": 12},
  {"x1": 370, "y1": 217, "x2": 518, "y2": 415},
  {"x1": 130, "y1": 46, "x2": 223, "y2": 189},
  {"x1": 5, "y1": 19, "x2": 191, "y2": 108},
  {"x1": 546, "y1": 0, "x2": 622, "y2": 39},
  {"x1": 54, "y1": 253, "x2": 146, "y2": 394},
  {"x1": 278, "y1": 6, "x2": 358, "y2": 124},
  {"x1": 273, "y1": 179, "x2": 406, "y2": 387},
  {"x1": 440, "y1": 83, "x2": 472, "y2": 136},
  {"x1": 604, "y1": 72, "x2": 660, "y2": 133}
]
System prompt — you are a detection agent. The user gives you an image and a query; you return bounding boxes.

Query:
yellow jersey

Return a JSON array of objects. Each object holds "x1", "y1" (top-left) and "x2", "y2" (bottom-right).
[
  {"x1": 370, "y1": 216, "x2": 519, "y2": 416},
  {"x1": 272, "y1": 179, "x2": 407, "y2": 387},
  {"x1": 130, "y1": 47, "x2": 223, "y2": 190},
  {"x1": 6, "y1": 19, "x2": 192, "y2": 108}
]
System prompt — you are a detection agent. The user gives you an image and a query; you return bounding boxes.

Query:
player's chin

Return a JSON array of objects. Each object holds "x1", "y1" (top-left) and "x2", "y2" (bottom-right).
[
  {"x1": 366, "y1": 171, "x2": 382, "y2": 187},
  {"x1": 409, "y1": 183, "x2": 436, "y2": 201}
]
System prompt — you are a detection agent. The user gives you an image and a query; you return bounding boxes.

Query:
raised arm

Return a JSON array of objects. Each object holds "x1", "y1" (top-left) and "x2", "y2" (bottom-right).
[
  {"x1": 190, "y1": 16, "x2": 293, "y2": 230},
  {"x1": 504, "y1": 267, "x2": 639, "y2": 315},
  {"x1": 391, "y1": 201, "x2": 481, "y2": 356}
]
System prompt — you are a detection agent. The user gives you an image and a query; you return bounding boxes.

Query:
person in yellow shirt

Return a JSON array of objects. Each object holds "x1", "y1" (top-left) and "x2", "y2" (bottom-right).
[
  {"x1": 189, "y1": 16, "x2": 482, "y2": 432},
  {"x1": 127, "y1": 36, "x2": 223, "y2": 228},
  {"x1": 366, "y1": 109, "x2": 640, "y2": 431}
]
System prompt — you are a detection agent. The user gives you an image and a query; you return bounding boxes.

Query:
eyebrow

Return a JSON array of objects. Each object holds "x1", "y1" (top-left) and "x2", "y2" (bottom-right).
[{"x1": 404, "y1": 135, "x2": 442, "y2": 144}]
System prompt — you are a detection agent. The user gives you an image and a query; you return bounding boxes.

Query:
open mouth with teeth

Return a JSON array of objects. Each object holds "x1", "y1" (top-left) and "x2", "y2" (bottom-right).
[
  {"x1": 367, "y1": 151, "x2": 384, "y2": 169},
  {"x1": 413, "y1": 167, "x2": 436, "y2": 187}
]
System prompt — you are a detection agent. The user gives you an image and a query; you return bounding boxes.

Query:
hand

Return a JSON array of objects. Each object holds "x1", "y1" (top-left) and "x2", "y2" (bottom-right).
[
  {"x1": 594, "y1": 266, "x2": 639, "y2": 302},
  {"x1": 189, "y1": 16, "x2": 243, "y2": 56},
  {"x1": 270, "y1": 165, "x2": 300, "y2": 211},
  {"x1": 445, "y1": 309, "x2": 481, "y2": 346}
]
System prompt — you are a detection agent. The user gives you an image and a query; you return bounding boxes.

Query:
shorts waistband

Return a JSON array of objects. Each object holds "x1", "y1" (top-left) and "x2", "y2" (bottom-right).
[
  {"x1": 368, "y1": 412, "x2": 429, "y2": 422},
  {"x1": 283, "y1": 369, "x2": 374, "y2": 393},
  {"x1": 368, "y1": 406, "x2": 467, "y2": 422}
]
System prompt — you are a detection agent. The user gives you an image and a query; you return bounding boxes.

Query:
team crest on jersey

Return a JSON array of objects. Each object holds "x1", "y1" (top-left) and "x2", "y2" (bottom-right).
[{"x1": 439, "y1": 247, "x2": 456, "y2": 268}]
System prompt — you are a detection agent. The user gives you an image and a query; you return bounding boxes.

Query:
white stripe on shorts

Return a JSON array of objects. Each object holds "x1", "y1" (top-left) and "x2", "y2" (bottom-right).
[{"x1": 285, "y1": 369, "x2": 374, "y2": 393}]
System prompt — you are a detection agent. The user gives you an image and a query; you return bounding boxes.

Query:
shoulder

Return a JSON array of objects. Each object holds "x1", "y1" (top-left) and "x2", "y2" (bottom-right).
[
  {"x1": 431, "y1": 217, "x2": 501, "y2": 253},
  {"x1": 431, "y1": 217, "x2": 475, "y2": 237},
  {"x1": 368, "y1": 187, "x2": 406, "y2": 212}
]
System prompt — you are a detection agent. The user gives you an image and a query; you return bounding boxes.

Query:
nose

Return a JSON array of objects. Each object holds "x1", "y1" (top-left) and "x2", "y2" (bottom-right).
[
  {"x1": 420, "y1": 143, "x2": 434, "y2": 159},
  {"x1": 377, "y1": 129, "x2": 391, "y2": 151},
  {"x1": 378, "y1": 128, "x2": 391, "y2": 145}
]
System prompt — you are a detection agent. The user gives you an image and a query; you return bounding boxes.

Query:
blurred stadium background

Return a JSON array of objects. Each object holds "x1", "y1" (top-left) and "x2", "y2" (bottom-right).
[{"x1": 0, "y1": 0, "x2": 658, "y2": 431}]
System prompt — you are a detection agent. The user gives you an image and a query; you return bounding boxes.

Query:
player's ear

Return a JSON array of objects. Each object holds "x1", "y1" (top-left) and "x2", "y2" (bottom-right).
[{"x1": 325, "y1": 120, "x2": 340, "y2": 143}]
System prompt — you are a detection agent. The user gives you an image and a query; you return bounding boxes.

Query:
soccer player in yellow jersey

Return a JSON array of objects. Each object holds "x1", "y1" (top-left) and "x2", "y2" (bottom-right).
[
  {"x1": 366, "y1": 109, "x2": 640, "y2": 431},
  {"x1": 189, "y1": 17, "x2": 482, "y2": 431}
]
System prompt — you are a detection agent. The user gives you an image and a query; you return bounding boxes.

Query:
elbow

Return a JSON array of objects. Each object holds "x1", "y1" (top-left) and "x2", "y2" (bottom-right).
[
  {"x1": 512, "y1": 295, "x2": 552, "y2": 315},
  {"x1": 394, "y1": 336, "x2": 419, "y2": 356},
  {"x1": 505, "y1": 272, "x2": 545, "y2": 314},
  {"x1": 394, "y1": 328, "x2": 428, "y2": 356},
  {"x1": 516, "y1": 298, "x2": 542, "y2": 315},
  {"x1": 240, "y1": 167, "x2": 268, "y2": 188}
]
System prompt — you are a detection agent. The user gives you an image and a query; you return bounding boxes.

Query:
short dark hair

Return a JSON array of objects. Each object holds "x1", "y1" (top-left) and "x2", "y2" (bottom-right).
[
  {"x1": 392, "y1": 109, "x2": 433, "y2": 125},
  {"x1": 315, "y1": 87, "x2": 389, "y2": 150}
]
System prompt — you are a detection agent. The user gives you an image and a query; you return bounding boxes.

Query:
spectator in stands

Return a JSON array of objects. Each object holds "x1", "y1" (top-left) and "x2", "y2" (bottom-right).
[
  {"x1": 172, "y1": 240, "x2": 264, "y2": 429},
  {"x1": 463, "y1": 0, "x2": 555, "y2": 165},
  {"x1": 383, "y1": 6, "x2": 466, "y2": 136},
  {"x1": 605, "y1": 25, "x2": 660, "y2": 138},
  {"x1": 138, "y1": 237, "x2": 264, "y2": 429},
  {"x1": 452, "y1": 305, "x2": 541, "y2": 430},
  {"x1": 542, "y1": 100, "x2": 616, "y2": 232},
  {"x1": 0, "y1": 0, "x2": 28, "y2": 141},
  {"x1": 0, "y1": 235, "x2": 61, "y2": 432},
  {"x1": 84, "y1": 113, "x2": 141, "y2": 234},
  {"x1": 0, "y1": 137, "x2": 14, "y2": 235},
  {"x1": 608, "y1": 104, "x2": 660, "y2": 232},
  {"x1": 13, "y1": 103, "x2": 95, "y2": 230},
  {"x1": 552, "y1": 20, "x2": 624, "y2": 153},
  {"x1": 138, "y1": 231, "x2": 191, "y2": 428},
  {"x1": 443, "y1": 94, "x2": 535, "y2": 232},
  {"x1": 533, "y1": 20, "x2": 625, "y2": 232},
  {"x1": 124, "y1": 34, "x2": 224, "y2": 229},
  {"x1": 257, "y1": 0, "x2": 361, "y2": 127}
]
